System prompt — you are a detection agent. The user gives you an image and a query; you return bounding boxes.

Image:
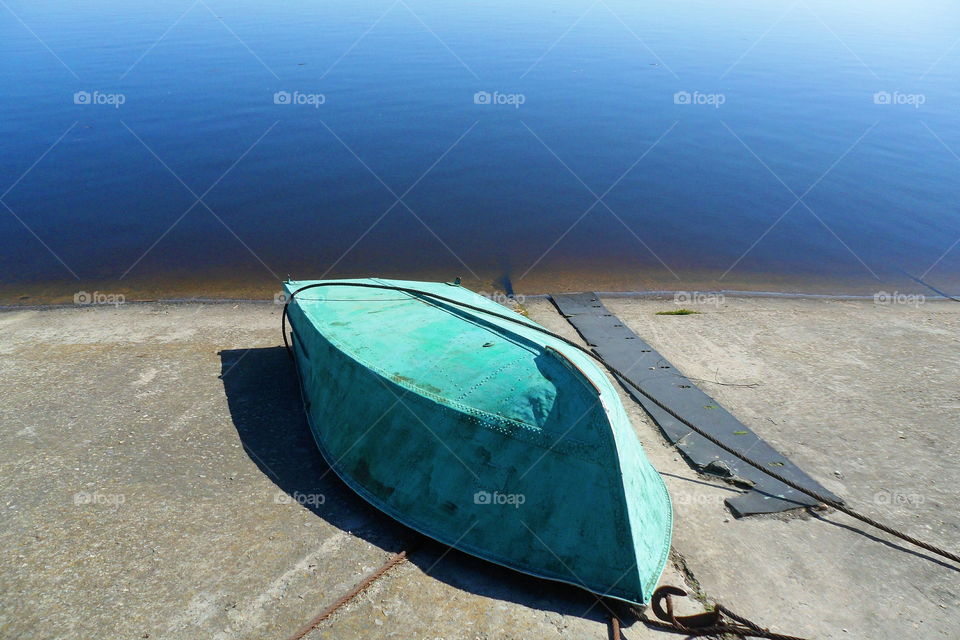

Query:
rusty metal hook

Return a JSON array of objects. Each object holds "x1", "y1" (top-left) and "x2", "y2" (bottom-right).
[{"x1": 651, "y1": 586, "x2": 722, "y2": 629}]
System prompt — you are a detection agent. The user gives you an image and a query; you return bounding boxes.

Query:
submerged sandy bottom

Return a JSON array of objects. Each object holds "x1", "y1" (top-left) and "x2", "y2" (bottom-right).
[{"x1": 2, "y1": 265, "x2": 953, "y2": 306}]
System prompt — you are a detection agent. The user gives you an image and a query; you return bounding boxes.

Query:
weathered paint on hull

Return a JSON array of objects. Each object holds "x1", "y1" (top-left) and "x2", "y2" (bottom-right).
[{"x1": 283, "y1": 278, "x2": 672, "y2": 605}]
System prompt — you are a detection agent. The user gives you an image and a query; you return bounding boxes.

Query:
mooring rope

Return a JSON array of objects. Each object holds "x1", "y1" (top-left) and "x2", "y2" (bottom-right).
[
  {"x1": 282, "y1": 281, "x2": 959, "y2": 566},
  {"x1": 634, "y1": 614, "x2": 809, "y2": 639}
]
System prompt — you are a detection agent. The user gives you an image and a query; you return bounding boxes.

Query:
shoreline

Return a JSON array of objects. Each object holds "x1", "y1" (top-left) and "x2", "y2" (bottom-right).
[
  {"x1": 3, "y1": 266, "x2": 956, "y2": 309},
  {"x1": 2, "y1": 287, "x2": 955, "y2": 312}
]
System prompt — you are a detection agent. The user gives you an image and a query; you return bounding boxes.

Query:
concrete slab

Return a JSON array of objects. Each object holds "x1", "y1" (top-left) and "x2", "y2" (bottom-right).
[{"x1": 1, "y1": 296, "x2": 957, "y2": 639}]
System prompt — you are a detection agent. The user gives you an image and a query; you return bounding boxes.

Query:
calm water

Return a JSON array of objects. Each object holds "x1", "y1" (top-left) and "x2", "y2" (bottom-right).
[{"x1": 2, "y1": 0, "x2": 959, "y2": 300}]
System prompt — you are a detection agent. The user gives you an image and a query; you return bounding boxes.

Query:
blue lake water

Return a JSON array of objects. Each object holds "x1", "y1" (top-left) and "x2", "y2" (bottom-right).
[{"x1": 2, "y1": 0, "x2": 959, "y2": 300}]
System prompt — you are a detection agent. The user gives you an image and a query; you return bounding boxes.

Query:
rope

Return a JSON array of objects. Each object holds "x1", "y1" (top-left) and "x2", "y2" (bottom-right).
[
  {"x1": 637, "y1": 615, "x2": 808, "y2": 639},
  {"x1": 281, "y1": 281, "x2": 959, "y2": 566},
  {"x1": 638, "y1": 586, "x2": 809, "y2": 639},
  {"x1": 609, "y1": 593, "x2": 807, "y2": 640}
]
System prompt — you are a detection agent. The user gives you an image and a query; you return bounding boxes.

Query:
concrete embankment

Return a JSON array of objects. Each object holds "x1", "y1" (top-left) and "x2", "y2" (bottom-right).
[{"x1": 1, "y1": 296, "x2": 957, "y2": 639}]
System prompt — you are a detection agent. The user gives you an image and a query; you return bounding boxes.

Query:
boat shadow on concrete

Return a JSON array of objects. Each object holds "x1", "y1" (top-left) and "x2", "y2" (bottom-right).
[{"x1": 219, "y1": 346, "x2": 620, "y2": 627}]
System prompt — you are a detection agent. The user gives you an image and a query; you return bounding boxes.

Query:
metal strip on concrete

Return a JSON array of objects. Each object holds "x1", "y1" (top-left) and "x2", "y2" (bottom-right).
[{"x1": 551, "y1": 292, "x2": 841, "y2": 516}]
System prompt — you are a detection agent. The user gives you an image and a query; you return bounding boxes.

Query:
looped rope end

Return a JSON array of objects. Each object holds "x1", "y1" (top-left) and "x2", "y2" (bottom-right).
[{"x1": 636, "y1": 585, "x2": 809, "y2": 640}]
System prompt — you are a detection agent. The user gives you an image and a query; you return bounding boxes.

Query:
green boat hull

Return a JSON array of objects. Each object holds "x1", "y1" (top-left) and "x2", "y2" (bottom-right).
[{"x1": 283, "y1": 278, "x2": 672, "y2": 605}]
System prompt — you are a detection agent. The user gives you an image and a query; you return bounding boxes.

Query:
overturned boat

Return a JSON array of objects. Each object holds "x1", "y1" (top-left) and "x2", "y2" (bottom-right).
[{"x1": 282, "y1": 278, "x2": 671, "y2": 605}]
